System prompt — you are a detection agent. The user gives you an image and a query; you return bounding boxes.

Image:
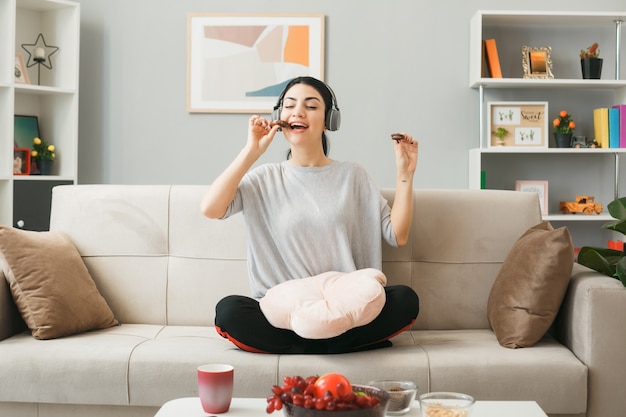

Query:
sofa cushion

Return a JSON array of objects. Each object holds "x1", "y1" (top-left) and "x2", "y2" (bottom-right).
[
  {"x1": 487, "y1": 221, "x2": 574, "y2": 348},
  {"x1": 0, "y1": 226, "x2": 118, "y2": 339},
  {"x1": 259, "y1": 268, "x2": 386, "y2": 339},
  {"x1": 416, "y1": 329, "x2": 587, "y2": 415}
]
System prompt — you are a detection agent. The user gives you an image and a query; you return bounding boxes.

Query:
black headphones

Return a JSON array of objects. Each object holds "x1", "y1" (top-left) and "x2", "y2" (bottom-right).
[{"x1": 271, "y1": 79, "x2": 341, "y2": 131}]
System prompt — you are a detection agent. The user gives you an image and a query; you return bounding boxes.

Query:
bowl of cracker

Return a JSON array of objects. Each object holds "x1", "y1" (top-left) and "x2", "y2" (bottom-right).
[{"x1": 418, "y1": 392, "x2": 474, "y2": 417}]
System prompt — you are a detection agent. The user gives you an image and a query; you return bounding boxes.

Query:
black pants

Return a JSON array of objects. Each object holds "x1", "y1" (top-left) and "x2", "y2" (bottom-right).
[{"x1": 214, "y1": 285, "x2": 419, "y2": 354}]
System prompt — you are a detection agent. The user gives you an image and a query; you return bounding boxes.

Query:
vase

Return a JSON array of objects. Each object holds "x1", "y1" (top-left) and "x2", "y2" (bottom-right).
[
  {"x1": 554, "y1": 133, "x2": 573, "y2": 148},
  {"x1": 581, "y1": 58, "x2": 603, "y2": 79},
  {"x1": 37, "y1": 159, "x2": 54, "y2": 175}
]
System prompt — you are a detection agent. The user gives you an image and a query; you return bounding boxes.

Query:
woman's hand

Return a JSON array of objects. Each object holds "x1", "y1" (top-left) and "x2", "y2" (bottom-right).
[
  {"x1": 246, "y1": 115, "x2": 281, "y2": 156},
  {"x1": 392, "y1": 133, "x2": 418, "y2": 177}
]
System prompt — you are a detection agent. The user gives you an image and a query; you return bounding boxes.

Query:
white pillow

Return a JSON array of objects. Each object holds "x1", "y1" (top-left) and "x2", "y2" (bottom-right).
[{"x1": 259, "y1": 268, "x2": 387, "y2": 339}]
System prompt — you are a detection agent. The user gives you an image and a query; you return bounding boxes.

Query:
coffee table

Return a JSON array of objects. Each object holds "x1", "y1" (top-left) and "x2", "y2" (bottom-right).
[{"x1": 154, "y1": 397, "x2": 548, "y2": 416}]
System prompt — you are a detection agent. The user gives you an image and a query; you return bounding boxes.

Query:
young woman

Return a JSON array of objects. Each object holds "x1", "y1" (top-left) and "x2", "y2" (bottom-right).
[{"x1": 201, "y1": 76, "x2": 419, "y2": 354}]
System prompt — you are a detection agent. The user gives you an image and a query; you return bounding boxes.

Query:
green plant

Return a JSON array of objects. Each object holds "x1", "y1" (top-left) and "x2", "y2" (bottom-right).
[
  {"x1": 31, "y1": 137, "x2": 55, "y2": 161},
  {"x1": 552, "y1": 110, "x2": 575, "y2": 134},
  {"x1": 577, "y1": 196, "x2": 626, "y2": 287},
  {"x1": 580, "y1": 42, "x2": 600, "y2": 59},
  {"x1": 492, "y1": 127, "x2": 509, "y2": 140}
]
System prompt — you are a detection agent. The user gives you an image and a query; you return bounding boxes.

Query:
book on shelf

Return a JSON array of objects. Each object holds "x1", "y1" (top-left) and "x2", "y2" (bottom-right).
[
  {"x1": 481, "y1": 41, "x2": 491, "y2": 78},
  {"x1": 612, "y1": 104, "x2": 626, "y2": 148},
  {"x1": 593, "y1": 107, "x2": 609, "y2": 149},
  {"x1": 483, "y1": 39, "x2": 502, "y2": 78},
  {"x1": 609, "y1": 107, "x2": 620, "y2": 148}
]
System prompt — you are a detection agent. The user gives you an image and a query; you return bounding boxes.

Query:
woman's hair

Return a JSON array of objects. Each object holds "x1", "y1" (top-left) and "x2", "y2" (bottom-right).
[{"x1": 279, "y1": 76, "x2": 332, "y2": 159}]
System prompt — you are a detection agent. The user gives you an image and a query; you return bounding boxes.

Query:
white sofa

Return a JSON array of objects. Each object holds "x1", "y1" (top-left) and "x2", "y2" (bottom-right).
[{"x1": 1, "y1": 184, "x2": 625, "y2": 417}]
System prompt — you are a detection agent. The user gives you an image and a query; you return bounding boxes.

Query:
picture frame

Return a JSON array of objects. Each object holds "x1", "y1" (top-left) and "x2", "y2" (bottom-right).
[
  {"x1": 488, "y1": 101, "x2": 549, "y2": 148},
  {"x1": 516, "y1": 180, "x2": 549, "y2": 216},
  {"x1": 14, "y1": 115, "x2": 40, "y2": 149},
  {"x1": 521, "y1": 46, "x2": 554, "y2": 79},
  {"x1": 14, "y1": 53, "x2": 30, "y2": 84},
  {"x1": 13, "y1": 148, "x2": 31, "y2": 176},
  {"x1": 187, "y1": 13, "x2": 325, "y2": 113}
]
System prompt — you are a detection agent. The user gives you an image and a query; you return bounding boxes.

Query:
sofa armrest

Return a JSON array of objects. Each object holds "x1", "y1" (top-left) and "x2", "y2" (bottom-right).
[
  {"x1": 553, "y1": 262, "x2": 626, "y2": 417},
  {"x1": 0, "y1": 270, "x2": 26, "y2": 341}
]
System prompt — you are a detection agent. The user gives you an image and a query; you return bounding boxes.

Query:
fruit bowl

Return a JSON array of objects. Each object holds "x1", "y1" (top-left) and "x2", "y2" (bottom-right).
[{"x1": 282, "y1": 384, "x2": 390, "y2": 417}]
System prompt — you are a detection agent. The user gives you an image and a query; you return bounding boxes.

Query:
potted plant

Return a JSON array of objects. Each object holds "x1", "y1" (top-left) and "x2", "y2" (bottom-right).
[
  {"x1": 30, "y1": 136, "x2": 56, "y2": 175},
  {"x1": 580, "y1": 42, "x2": 602, "y2": 79},
  {"x1": 577, "y1": 196, "x2": 626, "y2": 287},
  {"x1": 552, "y1": 110, "x2": 575, "y2": 148},
  {"x1": 492, "y1": 127, "x2": 509, "y2": 146}
]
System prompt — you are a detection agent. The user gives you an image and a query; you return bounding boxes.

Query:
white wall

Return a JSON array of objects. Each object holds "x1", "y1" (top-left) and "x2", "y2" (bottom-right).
[{"x1": 75, "y1": 0, "x2": 626, "y2": 190}]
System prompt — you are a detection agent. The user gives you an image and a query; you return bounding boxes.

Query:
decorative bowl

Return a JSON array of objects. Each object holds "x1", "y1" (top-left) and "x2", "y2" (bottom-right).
[
  {"x1": 367, "y1": 380, "x2": 417, "y2": 415},
  {"x1": 282, "y1": 384, "x2": 390, "y2": 417},
  {"x1": 418, "y1": 392, "x2": 475, "y2": 417}
]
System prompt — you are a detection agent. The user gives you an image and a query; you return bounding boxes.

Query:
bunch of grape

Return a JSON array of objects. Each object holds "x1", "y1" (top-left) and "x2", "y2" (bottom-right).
[{"x1": 266, "y1": 374, "x2": 380, "y2": 414}]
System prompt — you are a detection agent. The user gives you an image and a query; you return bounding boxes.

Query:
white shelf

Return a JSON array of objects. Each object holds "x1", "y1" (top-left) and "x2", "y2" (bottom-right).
[
  {"x1": 18, "y1": 0, "x2": 79, "y2": 11},
  {"x1": 476, "y1": 147, "x2": 626, "y2": 154},
  {"x1": 471, "y1": 78, "x2": 626, "y2": 89},
  {"x1": 470, "y1": 10, "x2": 625, "y2": 85},
  {"x1": 15, "y1": 84, "x2": 76, "y2": 95},
  {"x1": 469, "y1": 10, "x2": 626, "y2": 247},
  {"x1": 13, "y1": 174, "x2": 74, "y2": 181},
  {"x1": 546, "y1": 214, "x2": 612, "y2": 222},
  {"x1": 1, "y1": 0, "x2": 79, "y2": 230},
  {"x1": 477, "y1": 10, "x2": 626, "y2": 26}
]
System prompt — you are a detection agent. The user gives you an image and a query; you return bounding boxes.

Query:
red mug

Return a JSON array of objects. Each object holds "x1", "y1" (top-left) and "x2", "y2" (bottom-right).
[{"x1": 197, "y1": 364, "x2": 234, "y2": 414}]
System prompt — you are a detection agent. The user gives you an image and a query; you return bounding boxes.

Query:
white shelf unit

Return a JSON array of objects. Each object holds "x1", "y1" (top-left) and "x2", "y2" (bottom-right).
[
  {"x1": 469, "y1": 10, "x2": 626, "y2": 247},
  {"x1": 1, "y1": 0, "x2": 79, "y2": 230}
]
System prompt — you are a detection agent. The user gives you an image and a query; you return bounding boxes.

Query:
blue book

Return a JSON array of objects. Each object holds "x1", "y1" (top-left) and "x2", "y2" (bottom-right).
[
  {"x1": 609, "y1": 107, "x2": 620, "y2": 148},
  {"x1": 613, "y1": 104, "x2": 626, "y2": 147}
]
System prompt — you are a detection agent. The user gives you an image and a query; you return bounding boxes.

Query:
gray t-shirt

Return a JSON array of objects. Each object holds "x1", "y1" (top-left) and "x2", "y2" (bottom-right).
[{"x1": 223, "y1": 160, "x2": 397, "y2": 298}]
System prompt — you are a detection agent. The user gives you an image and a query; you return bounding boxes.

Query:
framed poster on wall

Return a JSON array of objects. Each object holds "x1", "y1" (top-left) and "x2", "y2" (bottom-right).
[{"x1": 187, "y1": 13, "x2": 325, "y2": 113}]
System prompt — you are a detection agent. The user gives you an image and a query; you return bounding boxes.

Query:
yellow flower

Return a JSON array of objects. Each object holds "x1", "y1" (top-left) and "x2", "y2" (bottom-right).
[{"x1": 30, "y1": 137, "x2": 56, "y2": 161}]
